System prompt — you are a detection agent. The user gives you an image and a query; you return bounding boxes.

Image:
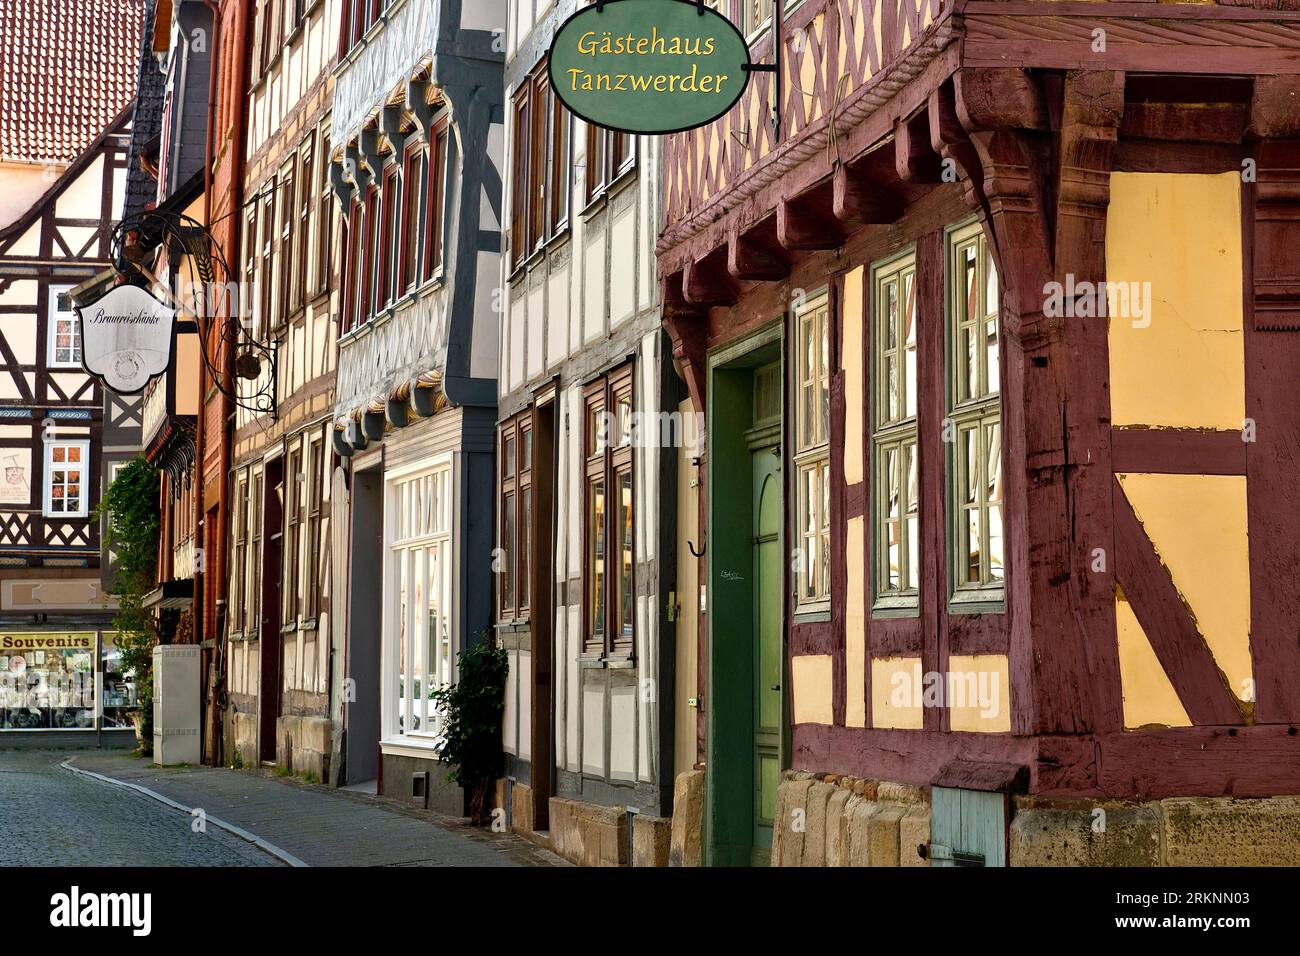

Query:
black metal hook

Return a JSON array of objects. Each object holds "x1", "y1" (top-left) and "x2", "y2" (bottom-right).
[{"x1": 688, "y1": 539, "x2": 706, "y2": 558}]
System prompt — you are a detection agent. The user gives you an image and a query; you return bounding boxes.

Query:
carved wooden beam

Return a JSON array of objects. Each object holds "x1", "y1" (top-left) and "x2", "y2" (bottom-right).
[
  {"x1": 1055, "y1": 70, "x2": 1124, "y2": 285},
  {"x1": 727, "y1": 223, "x2": 789, "y2": 281},
  {"x1": 928, "y1": 83, "x2": 987, "y2": 214},
  {"x1": 832, "y1": 162, "x2": 903, "y2": 226},
  {"x1": 683, "y1": 252, "x2": 738, "y2": 307},
  {"x1": 894, "y1": 114, "x2": 944, "y2": 185},
  {"x1": 777, "y1": 195, "x2": 842, "y2": 251},
  {"x1": 661, "y1": 274, "x2": 709, "y2": 414}
]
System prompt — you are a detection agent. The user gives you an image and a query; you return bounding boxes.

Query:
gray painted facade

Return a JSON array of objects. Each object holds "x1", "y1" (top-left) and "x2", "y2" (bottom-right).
[{"x1": 329, "y1": 0, "x2": 505, "y2": 795}]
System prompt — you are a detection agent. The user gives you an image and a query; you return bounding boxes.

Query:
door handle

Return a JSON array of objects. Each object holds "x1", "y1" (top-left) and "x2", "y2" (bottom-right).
[{"x1": 770, "y1": 683, "x2": 781, "y2": 691}]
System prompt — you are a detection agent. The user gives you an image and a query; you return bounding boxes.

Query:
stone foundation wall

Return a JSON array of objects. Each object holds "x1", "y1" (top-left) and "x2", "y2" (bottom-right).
[
  {"x1": 772, "y1": 771, "x2": 931, "y2": 867},
  {"x1": 548, "y1": 798, "x2": 628, "y2": 866},
  {"x1": 1011, "y1": 795, "x2": 1300, "y2": 866},
  {"x1": 275, "y1": 715, "x2": 333, "y2": 781},
  {"x1": 230, "y1": 711, "x2": 258, "y2": 770},
  {"x1": 774, "y1": 770, "x2": 1300, "y2": 866}
]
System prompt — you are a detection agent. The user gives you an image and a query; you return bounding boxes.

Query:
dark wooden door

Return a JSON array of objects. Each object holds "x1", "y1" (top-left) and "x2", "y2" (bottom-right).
[{"x1": 258, "y1": 456, "x2": 284, "y2": 763}]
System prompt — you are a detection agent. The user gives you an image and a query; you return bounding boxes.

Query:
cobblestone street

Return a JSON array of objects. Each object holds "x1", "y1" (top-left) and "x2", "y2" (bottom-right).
[
  {"x1": 0, "y1": 751, "x2": 278, "y2": 866},
  {"x1": 2, "y1": 750, "x2": 564, "y2": 867}
]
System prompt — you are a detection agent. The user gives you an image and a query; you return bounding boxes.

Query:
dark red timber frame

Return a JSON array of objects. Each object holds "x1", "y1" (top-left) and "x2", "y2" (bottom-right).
[{"x1": 659, "y1": 0, "x2": 1300, "y2": 801}]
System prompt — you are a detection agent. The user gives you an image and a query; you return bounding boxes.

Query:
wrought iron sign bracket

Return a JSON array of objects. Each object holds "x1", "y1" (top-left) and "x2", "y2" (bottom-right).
[{"x1": 110, "y1": 209, "x2": 279, "y2": 420}]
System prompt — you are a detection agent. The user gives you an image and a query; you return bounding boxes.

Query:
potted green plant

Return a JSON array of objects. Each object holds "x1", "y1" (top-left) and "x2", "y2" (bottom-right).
[{"x1": 430, "y1": 635, "x2": 509, "y2": 825}]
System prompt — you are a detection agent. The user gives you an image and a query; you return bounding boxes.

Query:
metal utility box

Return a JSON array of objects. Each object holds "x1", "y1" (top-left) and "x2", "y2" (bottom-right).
[{"x1": 152, "y1": 645, "x2": 201, "y2": 765}]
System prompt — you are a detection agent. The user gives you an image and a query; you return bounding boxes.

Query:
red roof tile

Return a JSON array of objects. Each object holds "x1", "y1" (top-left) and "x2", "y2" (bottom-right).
[{"x1": 0, "y1": 0, "x2": 144, "y2": 165}]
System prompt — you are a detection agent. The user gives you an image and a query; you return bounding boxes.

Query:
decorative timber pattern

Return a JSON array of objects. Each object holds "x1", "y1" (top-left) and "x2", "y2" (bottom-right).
[
  {"x1": 661, "y1": 0, "x2": 947, "y2": 237},
  {"x1": 336, "y1": 292, "x2": 448, "y2": 410}
]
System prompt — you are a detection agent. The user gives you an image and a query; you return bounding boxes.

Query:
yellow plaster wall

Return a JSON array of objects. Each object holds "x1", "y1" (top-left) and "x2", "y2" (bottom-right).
[
  {"x1": 1118, "y1": 472, "x2": 1253, "y2": 703},
  {"x1": 871, "y1": 656, "x2": 924, "y2": 729},
  {"x1": 1106, "y1": 172, "x2": 1244, "y2": 430},
  {"x1": 947, "y1": 654, "x2": 1011, "y2": 733},
  {"x1": 792, "y1": 654, "x2": 834, "y2": 725},
  {"x1": 845, "y1": 515, "x2": 866, "y2": 727},
  {"x1": 842, "y1": 266, "x2": 864, "y2": 485},
  {"x1": 1115, "y1": 590, "x2": 1193, "y2": 730}
]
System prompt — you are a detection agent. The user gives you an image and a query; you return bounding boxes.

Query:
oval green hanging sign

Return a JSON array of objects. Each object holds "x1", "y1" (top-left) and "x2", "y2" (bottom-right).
[{"x1": 548, "y1": 0, "x2": 754, "y2": 135}]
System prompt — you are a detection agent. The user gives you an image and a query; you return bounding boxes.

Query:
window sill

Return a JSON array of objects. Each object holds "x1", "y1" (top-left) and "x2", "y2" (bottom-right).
[
  {"x1": 544, "y1": 224, "x2": 571, "y2": 253},
  {"x1": 578, "y1": 653, "x2": 637, "y2": 670},
  {"x1": 579, "y1": 192, "x2": 608, "y2": 222},
  {"x1": 380, "y1": 737, "x2": 444, "y2": 760},
  {"x1": 947, "y1": 591, "x2": 1006, "y2": 617},
  {"x1": 792, "y1": 607, "x2": 831, "y2": 624},
  {"x1": 870, "y1": 599, "x2": 921, "y2": 620}
]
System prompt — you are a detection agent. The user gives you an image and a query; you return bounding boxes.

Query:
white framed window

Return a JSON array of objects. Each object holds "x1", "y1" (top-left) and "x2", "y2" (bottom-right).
[
  {"x1": 383, "y1": 458, "x2": 455, "y2": 747},
  {"x1": 742, "y1": 0, "x2": 774, "y2": 38},
  {"x1": 871, "y1": 248, "x2": 919, "y2": 612},
  {"x1": 793, "y1": 290, "x2": 830, "y2": 611},
  {"x1": 946, "y1": 220, "x2": 1004, "y2": 608},
  {"x1": 44, "y1": 440, "x2": 89, "y2": 518},
  {"x1": 47, "y1": 286, "x2": 82, "y2": 368}
]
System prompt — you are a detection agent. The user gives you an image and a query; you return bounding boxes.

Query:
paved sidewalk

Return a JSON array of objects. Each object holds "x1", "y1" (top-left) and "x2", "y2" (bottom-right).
[{"x1": 69, "y1": 752, "x2": 566, "y2": 867}]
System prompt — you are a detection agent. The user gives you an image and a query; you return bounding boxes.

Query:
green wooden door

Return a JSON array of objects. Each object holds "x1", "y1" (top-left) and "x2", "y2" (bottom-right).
[{"x1": 752, "y1": 447, "x2": 782, "y2": 863}]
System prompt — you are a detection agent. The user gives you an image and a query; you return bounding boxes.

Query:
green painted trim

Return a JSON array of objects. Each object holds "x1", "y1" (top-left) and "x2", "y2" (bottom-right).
[
  {"x1": 704, "y1": 320, "x2": 786, "y2": 868},
  {"x1": 943, "y1": 218, "x2": 1007, "y2": 612}
]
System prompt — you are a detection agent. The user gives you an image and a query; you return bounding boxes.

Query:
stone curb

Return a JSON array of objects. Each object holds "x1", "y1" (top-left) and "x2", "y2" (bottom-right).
[{"x1": 60, "y1": 757, "x2": 304, "y2": 867}]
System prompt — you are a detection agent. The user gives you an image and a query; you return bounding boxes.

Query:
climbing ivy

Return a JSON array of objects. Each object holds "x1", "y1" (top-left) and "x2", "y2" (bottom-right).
[{"x1": 96, "y1": 457, "x2": 161, "y2": 751}]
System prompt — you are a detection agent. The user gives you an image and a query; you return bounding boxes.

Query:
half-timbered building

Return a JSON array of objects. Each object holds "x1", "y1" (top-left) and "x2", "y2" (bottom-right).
[
  {"x1": 0, "y1": 0, "x2": 144, "y2": 738},
  {"x1": 223, "y1": 0, "x2": 340, "y2": 780},
  {"x1": 657, "y1": 0, "x2": 1300, "y2": 866},
  {"x1": 494, "y1": 0, "x2": 682, "y2": 865},
  {"x1": 327, "y1": 0, "x2": 504, "y2": 803}
]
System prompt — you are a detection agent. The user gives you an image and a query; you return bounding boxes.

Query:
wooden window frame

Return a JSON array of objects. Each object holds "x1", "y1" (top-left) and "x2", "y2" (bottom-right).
[
  {"x1": 585, "y1": 126, "x2": 635, "y2": 204},
  {"x1": 246, "y1": 464, "x2": 263, "y2": 636},
  {"x1": 304, "y1": 433, "x2": 324, "y2": 620},
  {"x1": 870, "y1": 247, "x2": 920, "y2": 613},
  {"x1": 361, "y1": 183, "x2": 379, "y2": 323},
  {"x1": 278, "y1": 160, "x2": 297, "y2": 324},
  {"x1": 510, "y1": 66, "x2": 570, "y2": 271},
  {"x1": 497, "y1": 410, "x2": 534, "y2": 623},
  {"x1": 43, "y1": 440, "x2": 89, "y2": 518},
  {"x1": 400, "y1": 141, "x2": 426, "y2": 294},
  {"x1": 315, "y1": 125, "x2": 333, "y2": 297},
  {"x1": 581, "y1": 366, "x2": 635, "y2": 661},
  {"x1": 379, "y1": 164, "x2": 399, "y2": 310},
  {"x1": 230, "y1": 471, "x2": 249, "y2": 636},
  {"x1": 46, "y1": 284, "x2": 81, "y2": 368},
  {"x1": 945, "y1": 220, "x2": 1005, "y2": 611},
  {"x1": 296, "y1": 137, "x2": 313, "y2": 309},
  {"x1": 342, "y1": 197, "x2": 361, "y2": 332},
  {"x1": 243, "y1": 204, "x2": 258, "y2": 328},
  {"x1": 793, "y1": 290, "x2": 831, "y2": 613},
  {"x1": 282, "y1": 441, "x2": 303, "y2": 627},
  {"x1": 424, "y1": 120, "x2": 449, "y2": 283},
  {"x1": 259, "y1": 190, "x2": 275, "y2": 338}
]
